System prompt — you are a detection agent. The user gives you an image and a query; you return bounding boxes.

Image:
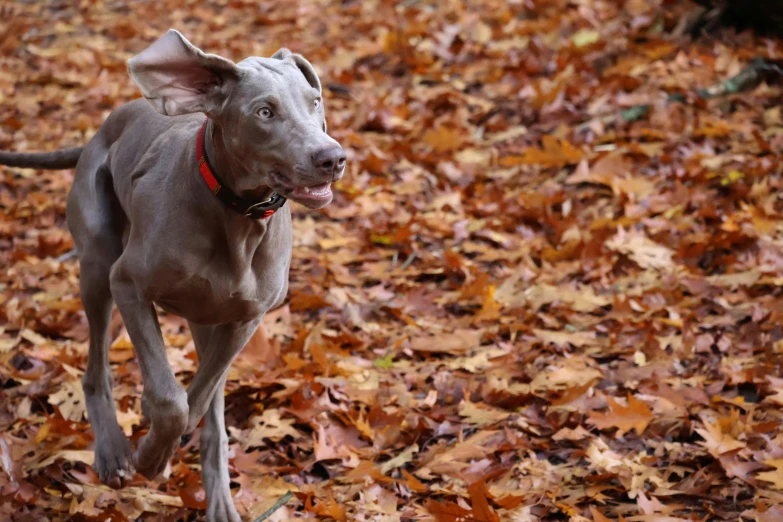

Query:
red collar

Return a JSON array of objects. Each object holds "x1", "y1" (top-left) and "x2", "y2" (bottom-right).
[{"x1": 196, "y1": 119, "x2": 286, "y2": 220}]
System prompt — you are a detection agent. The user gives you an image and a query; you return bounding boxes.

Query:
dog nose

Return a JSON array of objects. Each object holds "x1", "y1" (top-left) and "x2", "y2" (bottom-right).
[{"x1": 312, "y1": 146, "x2": 346, "y2": 176}]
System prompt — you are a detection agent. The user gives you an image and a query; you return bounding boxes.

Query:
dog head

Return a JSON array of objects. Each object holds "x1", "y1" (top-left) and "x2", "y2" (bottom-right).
[{"x1": 128, "y1": 30, "x2": 345, "y2": 209}]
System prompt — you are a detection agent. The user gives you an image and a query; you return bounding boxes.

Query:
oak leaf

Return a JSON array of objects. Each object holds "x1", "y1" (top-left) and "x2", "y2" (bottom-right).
[
  {"x1": 588, "y1": 394, "x2": 654, "y2": 436},
  {"x1": 606, "y1": 227, "x2": 675, "y2": 271},
  {"x1": 425, "y1": 498, "x2": 472, "y2": 522},
  {"x1": 410, "y1": 329, "x2": 482, "y2": 353},
  {"x1": 459, "y1": 400, "x2": 511, "y2": 426},
  {"x1": 502, "y1": 135, "x2": 582, "y2": 168},
  {"x1": 695, "y1": 417, "x2": 746, "y2": 457},
  {"x1": 757, "y1": 460, "x2": 783, "y2": 490}
]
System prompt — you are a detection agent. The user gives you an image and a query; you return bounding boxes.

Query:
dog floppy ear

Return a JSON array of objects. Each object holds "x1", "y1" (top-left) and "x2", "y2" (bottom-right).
[
  {"x1": 128, "y1": 30, "x2": 240, "y2": 116},
  {"x1": 272, "y1": 49, "x2": 325, "y2": 130},
  {"x1": 272, "y1": 48, "x2": 321, "y2": 93}
]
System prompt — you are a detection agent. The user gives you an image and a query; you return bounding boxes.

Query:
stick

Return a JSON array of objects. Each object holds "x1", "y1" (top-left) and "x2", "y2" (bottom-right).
[{"x1": 253, "y1": 490, "x2": 294, "y2": 522}]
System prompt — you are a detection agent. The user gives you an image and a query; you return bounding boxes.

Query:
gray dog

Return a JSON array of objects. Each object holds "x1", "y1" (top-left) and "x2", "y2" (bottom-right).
[{"x1": 0, "y1": 30, "x2": 345, "y2": 521}]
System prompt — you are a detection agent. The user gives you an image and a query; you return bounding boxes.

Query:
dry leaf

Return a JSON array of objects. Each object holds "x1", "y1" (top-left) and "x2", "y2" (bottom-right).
[{"x1": 588, "y1": 394, "x2": 654, "y2": 436}]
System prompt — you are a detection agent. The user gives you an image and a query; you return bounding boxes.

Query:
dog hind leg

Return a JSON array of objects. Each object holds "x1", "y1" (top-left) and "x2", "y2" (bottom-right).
[{"x1": 67, "y1": 161, "x2": 133, "y2": 488}]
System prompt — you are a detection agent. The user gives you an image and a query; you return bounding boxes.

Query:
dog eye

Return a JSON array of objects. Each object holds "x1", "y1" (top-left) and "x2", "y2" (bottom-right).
[
  {"x1": 314, "y1": 98, "x2": 321, "y2": 110},
  {"x1": 258, "y1": 107, "x2": 273, "y2": 119}
]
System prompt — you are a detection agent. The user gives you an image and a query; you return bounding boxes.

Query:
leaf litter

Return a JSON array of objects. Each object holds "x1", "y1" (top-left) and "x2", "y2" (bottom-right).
[{"x1": 2, "y1": 0, "x2": 783, "y2": 520}]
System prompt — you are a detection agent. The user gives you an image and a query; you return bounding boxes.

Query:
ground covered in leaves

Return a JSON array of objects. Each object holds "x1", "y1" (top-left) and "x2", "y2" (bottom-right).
[{"x1": 2, "y1": 0, "x2": 783, "y2": 521}]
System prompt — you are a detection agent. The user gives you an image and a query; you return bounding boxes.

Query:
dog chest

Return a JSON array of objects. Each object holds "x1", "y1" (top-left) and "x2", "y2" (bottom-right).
[{"x1": 145, "y1": 256, "x2": 288, "y2": 325}]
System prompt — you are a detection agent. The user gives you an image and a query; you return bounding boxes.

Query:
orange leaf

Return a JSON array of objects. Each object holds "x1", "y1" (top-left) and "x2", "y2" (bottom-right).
[
  {"x1": 425, "y1": 499, "x2": 473, "y2": 522},
  {"x1": 590, "y1": 506, "x2": 613, "y2": 522},
  {"x1": 288, "y1": 291, "x2": 329, "y2": 312},
  {"x1": 501, "y1": 135, "x2": 582, "y2": 169},
  {"x1": 310, "y1": 342, "x2": 328, "y2": 370},
  {"x1": 474, "y1": 285, "x2": 502, "y2": 323},
  {"x1": 311, "y1": 493, "x2": 347, "y2": 522},
  {"x1": 588, "y1": 393, "x2": 654, "y2": 436},
  {"x1": 343, "y1": 460, "x2": 395, "y2": 484},
  {"x1": 178, "y1": 472, "x2": 207, "y2": 510},
  {"x1": 467, "y1": 480, "x2": 500, "y2": 522},
  {"x1": 402, "y1": 469, "x2": 428, "y2": 493},
  {"x1": 422, "y1": 126, "x2": 464, "y2": 153},
  {"x1": 460, "y1": 272, "x2": 490, "y2": 300},
  {"x1": 282, "y1": 353, "x2": 308, "y2": 371},
  {"x1": 491, "y1": 493, "x2": 525, "y2": 509}
]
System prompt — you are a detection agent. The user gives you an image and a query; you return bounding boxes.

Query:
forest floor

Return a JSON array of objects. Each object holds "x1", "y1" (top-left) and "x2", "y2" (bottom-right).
[{"x1": 2, "y1": 0, "x2": 783, "y2": 521}]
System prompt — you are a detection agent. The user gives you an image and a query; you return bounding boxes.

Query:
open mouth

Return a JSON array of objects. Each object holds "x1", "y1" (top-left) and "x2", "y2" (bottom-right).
[{"x1": 292, "y1": 182, "x2": 332, "y2": 202}]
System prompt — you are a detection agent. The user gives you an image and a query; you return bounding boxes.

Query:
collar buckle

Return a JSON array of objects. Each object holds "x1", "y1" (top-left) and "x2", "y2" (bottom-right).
[{"x1": 244, "y1": 199, "x2": 273, "y2": 218}]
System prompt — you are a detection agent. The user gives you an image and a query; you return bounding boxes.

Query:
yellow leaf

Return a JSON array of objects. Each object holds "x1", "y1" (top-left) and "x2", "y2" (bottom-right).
[
  {"x1": 455, "y1": 147, "x2": 492, "y2": 166},
  {"x1": 472, "y1": 22, "x2": 493, "y2": 44},
  {"x1": 695, "y1": 417, "x2": 746, "y2": 457},
  {"x1": 572, "y1": 29, "x2": 600, "y2": 47},
  {"x1": 758, "y1": 460, "x2": 783, "y2": 490}
]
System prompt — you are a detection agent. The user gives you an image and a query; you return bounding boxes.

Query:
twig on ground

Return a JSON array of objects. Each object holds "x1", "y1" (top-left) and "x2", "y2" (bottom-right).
[
  {"x1": 253, "y1": 491, "x2": 294, "y2": 522},
  {"x1": 580, "y1": 57, "x2": 783, "y2": 129}
]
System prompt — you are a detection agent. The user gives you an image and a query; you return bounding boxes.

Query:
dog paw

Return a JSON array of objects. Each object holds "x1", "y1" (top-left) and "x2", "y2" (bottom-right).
[
  {"x1": 206, "y1": 495, "x2": 241, "y2": 522},
  {"x1": 132, "y1": 433, "x2": 177, "y2": 480},
  {"x1": 93, "y1": 429, "x2": 135, "y2": 489}
]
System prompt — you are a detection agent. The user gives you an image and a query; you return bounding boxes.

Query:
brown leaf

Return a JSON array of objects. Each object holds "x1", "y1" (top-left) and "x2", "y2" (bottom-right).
[
  {"x1": 755, "y1": 504, "x2": 783, "y2": 522},
  {"x1": 591, "y1": 506, "x2": 613, "y2": 522},
  {"x1": 410, "y1": 329, "x2": 483, "y2": 353},
  {"x1": 459, "y1": 400, "x2": 511, "y2": 426}
]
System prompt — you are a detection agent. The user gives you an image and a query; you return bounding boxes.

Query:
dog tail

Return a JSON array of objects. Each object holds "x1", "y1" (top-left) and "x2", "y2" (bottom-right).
[{"x1": 0, "y1": 147, "x2": 83, "y2": 169}]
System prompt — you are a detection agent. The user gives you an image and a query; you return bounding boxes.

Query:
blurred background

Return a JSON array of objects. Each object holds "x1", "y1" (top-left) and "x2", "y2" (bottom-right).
[{"x1": 2, "y1": 0, "x2": 783, "y2": 521}]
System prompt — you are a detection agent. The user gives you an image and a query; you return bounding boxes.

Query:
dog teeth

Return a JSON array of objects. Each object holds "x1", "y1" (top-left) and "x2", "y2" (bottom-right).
[{"x1": 299, "y1": 183, "x2": 331, "y2": 197}]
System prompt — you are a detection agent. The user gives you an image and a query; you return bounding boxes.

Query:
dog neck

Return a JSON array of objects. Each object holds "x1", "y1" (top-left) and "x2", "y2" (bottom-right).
[{"x1": 203, "y1": 119, "x2": 275, "y2": 202}]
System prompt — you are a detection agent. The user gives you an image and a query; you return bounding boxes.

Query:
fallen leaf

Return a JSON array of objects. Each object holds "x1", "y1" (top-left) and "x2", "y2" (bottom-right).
[
  {"x1": 606, "y1": 228, "x2": 675, "y2": 271},
  {"x1": 459, "y1": 400, "x2": 511, "y2": 426},
  {"x1": 410, "y1": 329, "x2": 483, "y2": 353},
  {"x1": 588, "y1": 394, "x2": 654, "y2": 436}
]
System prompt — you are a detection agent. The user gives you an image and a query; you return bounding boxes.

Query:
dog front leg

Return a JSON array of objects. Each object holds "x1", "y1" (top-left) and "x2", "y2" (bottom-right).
[
  {"x1": 185, "y1": 319, "x2": 260, "y2": 433},
  {"x1": 110, "y1": 263, "x2": 189, "y2": 479},
  {"x1": 189, "y1": 323, "x2": 240, "y2": 522},
  {"x1": 184, "y1": 320, "x2": 258, "y2": 521}
]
